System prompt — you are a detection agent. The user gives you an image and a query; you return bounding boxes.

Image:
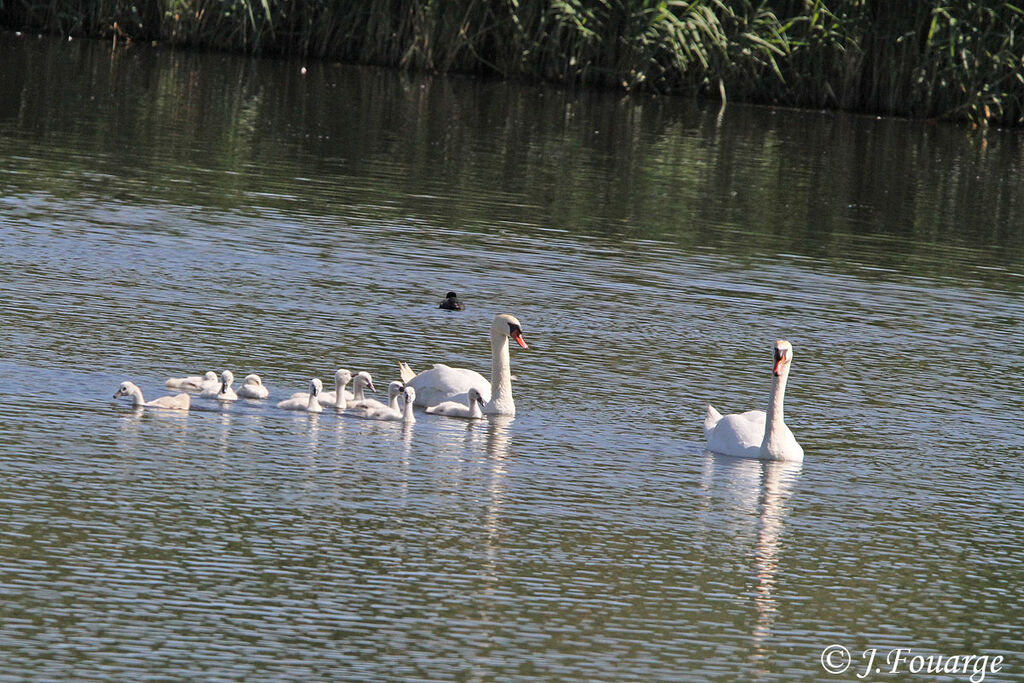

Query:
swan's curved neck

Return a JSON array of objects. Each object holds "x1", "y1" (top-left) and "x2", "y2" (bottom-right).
[
  {"x1": 307, "y1": 392, "x2": 319, "y2": 411},
  {"x1": 488, "y1": 331, "x2": 514, "y2": 413},
  {"x1": 336, "y1": 377, "x2": 350, "y2": 411},
  {"x1": 763, "y1": 367, "x2": 789, "y2": 443},
  {"x1": 129, "y1": 386, "x2": 145, "y2": 406},
  {"x1": 402, "y1": 399, "x2": 415, "y2": 422},
  {"x1": 353, "y1": 382, "x2": 366, "y2": 402}
]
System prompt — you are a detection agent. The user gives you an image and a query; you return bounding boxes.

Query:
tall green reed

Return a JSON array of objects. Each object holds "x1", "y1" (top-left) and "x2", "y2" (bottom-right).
[{"x1": 1, "y1": 0, "x2": 1022, "y2": 125}]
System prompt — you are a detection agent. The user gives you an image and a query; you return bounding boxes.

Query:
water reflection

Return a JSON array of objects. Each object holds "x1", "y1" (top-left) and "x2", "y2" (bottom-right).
[
  {"x1": 4, "y1": 31, "x2": 1024, "y2": 683},
  {"x1": 701, "y1": 452, "x2": 801, "y2": 668},
  {"x1": 301, "y1": 412, "x2": 322, "y2": 492},
  {"x1": 216, "y1": 409, "x2": 232, "y2": 459},
  {"x1": 751, "y1": 460, "x2": 801, "y2": 659},
  {"x1": 116, "y1": 403, "x2": 190, "y2": 434},
  {"x1": 397, "y1": 421, "x2": 414, "y2": 503},
  {"x1": 3, "y1": 32, "x2": 1022, "y2": 283},
  {"x1": 480, "y1": 416, "x2": 512, "y2": 587}
]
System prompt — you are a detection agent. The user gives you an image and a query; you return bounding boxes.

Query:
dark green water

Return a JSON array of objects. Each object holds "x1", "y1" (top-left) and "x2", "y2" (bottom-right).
[{"x1": 1, "y1": 32, "x2": 1022, "y2": 682}]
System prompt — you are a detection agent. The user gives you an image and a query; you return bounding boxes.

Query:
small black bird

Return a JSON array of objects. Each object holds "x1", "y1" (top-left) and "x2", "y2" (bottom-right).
[{"x1": 439, "y1": 291, "x2": 465, "y2": 311}]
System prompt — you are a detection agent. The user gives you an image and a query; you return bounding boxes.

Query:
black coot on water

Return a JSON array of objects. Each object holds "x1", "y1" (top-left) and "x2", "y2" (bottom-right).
[{"x1": 439, "y1": 292, "x2": 465, "y2": 311}]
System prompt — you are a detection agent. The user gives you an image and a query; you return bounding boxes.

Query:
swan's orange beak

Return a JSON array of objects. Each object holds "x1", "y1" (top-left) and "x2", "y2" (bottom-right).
[
  {"x1": 773, "y1": 356, "x2": 787, "y2": 376},
  {"x1": 511, "y1": 330, "x2": 528, "y2": 349}
]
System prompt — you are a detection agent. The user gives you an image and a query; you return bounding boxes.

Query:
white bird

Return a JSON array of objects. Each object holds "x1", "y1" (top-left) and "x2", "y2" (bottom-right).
[
  {"x1": 114, "y1": 381, "x2": 190, "y2": 410},
  {"x1": 290, "y1": 370, "x2": 375, "y2": 409},
  {"x1": 350, "y1": 380, "x2": 403, "y2": 412},
  {"x1": 344, "y1": 371, "x2": 379, "y2": 409},
  {"x1": 277, "y1": 378, "x2": 324, "y2": 413},
  {"x1": 704, "y1": 340, "x2": 804, "y2": 462},
  {"x1": 399, "y1": 313, "x2": 527, "y2": 415},
  {"x1": 426, "y1": 387, "x2": 485, "y2": 419},
  {"x1": 165, "y1": 370, "x2": 218, "y2": 392},
  {"x1": 201, "y1": 370, "x2": 238, "y2": 401},
  {"x1": 236, "y1": 374, "x2": 269, "y2": 399},
  {"x1": 315, "y1": 369, "x2": 353, "y2": 408},
  {"x1": 351, "y1": 386, "x2": 416, "y2": 422}
]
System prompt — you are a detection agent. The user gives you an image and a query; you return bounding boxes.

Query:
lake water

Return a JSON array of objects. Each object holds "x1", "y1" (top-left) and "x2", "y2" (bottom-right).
[{"x1": 1, "y1": 32, "x2": 1023, "y2": 682}]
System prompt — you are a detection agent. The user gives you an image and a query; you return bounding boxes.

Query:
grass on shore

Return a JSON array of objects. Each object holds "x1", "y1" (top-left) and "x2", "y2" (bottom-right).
[{"x1": 2, "y1": 0, "x2": 1022, "y2": 126}]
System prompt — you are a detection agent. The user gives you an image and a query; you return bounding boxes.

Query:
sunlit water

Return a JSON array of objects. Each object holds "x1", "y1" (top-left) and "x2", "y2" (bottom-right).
[{"x1": 1, "y1": 33, "x2": 1023, "y2": 681}]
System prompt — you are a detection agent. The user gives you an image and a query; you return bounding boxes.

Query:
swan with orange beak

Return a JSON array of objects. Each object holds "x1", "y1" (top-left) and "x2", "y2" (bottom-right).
[
  {"x1": 399, "y1": 313, "x2": 528, "y2": 415},
  {"x1": 704, "y1": 340, "x2": 804, "y2": 462}
]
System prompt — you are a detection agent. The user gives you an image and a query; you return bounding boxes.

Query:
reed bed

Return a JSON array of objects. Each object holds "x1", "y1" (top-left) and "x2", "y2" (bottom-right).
[{"x1": 2, "y1": 0, "x2": 1022, "y2": 126}]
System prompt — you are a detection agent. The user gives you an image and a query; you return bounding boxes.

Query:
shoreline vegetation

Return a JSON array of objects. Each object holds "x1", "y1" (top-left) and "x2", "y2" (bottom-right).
[{"x1": 2, "y1": 1, "x2": 1023, "y2": 127}]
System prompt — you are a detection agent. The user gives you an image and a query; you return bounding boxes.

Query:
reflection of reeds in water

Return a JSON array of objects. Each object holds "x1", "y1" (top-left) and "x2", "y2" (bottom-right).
[{"x1": 3, "y1": 1, "x2": 1019, "y2": 125}]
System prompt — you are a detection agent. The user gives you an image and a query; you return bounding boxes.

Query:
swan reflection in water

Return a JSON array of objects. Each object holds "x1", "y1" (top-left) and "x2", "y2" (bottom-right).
[
  {"x1": 700, "y1": 451, "x2": 801, "y2": 668},
  {"x1": 480, "y1": 416, "x2": 512, "y2": 578}
]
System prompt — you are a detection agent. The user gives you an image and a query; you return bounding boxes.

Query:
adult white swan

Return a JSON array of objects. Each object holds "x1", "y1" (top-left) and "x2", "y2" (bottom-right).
[
  {"x1": 114, "y1": 381, "x2": 190, "y2": 410},
  {"x1": 399, "y1": 313, "x2": 527, "y2": 415},
  {"x1": 704, "y1": 340, "x2": 804, "y2": 462}
]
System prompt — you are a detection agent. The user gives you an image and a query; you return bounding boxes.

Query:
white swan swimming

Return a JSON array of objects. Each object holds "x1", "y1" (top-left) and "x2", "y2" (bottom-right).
[
  {"x1": 277, "y1": 378, "x2": 324, "y2": 413},
  {"x1": 165, "y1": 371, "x2": 218, "y2": 392},
  {"x1": 315, "y1": 369, "x2": 353, "y2": 408},
  {"x1": 704, "y1": 340, "x2": 804, "y2": 462},
  {"x1": 201, "y1": 370, "x2": 238, "y2": 401},
  {"x1": 399, "y1": 313, "x2": 527, "y2": 415},
  {"x1": 425, "y1": 387, "x2": 484, "y2": 419},
  {"x1": 289, "y1": 370, "x2": 374, "y2": 409},
  {"x1": 350, "y1": 380, "x2": 403, "y2": 412},
  {"x1": 344, "y1": 372, "x2": 379, "y2": 409},
  {"x1": 236, "y1": 374, "x2": 270, "y2": 399},
  {"x1": 351, "y1": 386, "x2": 416, "y2": 422},
  {"x1": 114, "y1": 381, "x2": 190, "y2": 410}
]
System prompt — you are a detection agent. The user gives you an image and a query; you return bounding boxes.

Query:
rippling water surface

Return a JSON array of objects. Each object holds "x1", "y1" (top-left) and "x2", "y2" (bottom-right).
[{"x1": 1, "y1": 33, "x2": 1023, "y2": 681}]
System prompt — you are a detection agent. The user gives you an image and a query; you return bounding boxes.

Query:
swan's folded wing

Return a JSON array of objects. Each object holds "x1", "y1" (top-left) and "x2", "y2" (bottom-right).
[
  {"x1": 405, "y1": 365, "x2": 490, "y2": 407},
  {"x1": 352, "y1": 397, "x2": 388, "y2": 410},
  {"x1": 165, "y1": 376, "x2": 201, "y2": 390},
  {"x1": 399, "y1": 362, "x2": 417, "y2": 383},
  {"x1": 704, "y1": 404, "x2": 724, "y2": 438},
  {"x1": 350, "y1": 404, "x2": 401, "y2": 420},
  {"x1": 706, "y1": 410, "x2": 766, "y2": 458},
  {"x1": 148, "y1": 393, "x2": 190, "y2": 410},
  {"x1": 425, "y1": 400, "x2": 460, "y2": 415}
]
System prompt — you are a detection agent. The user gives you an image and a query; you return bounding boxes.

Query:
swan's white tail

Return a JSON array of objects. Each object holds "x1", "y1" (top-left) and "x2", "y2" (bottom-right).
[
  {"x1": 704, "y1": 404, "x2": 723, "y2": 438},
  {"x1": 398, "y1": 362, "x2": 417, "y2": 383}
]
